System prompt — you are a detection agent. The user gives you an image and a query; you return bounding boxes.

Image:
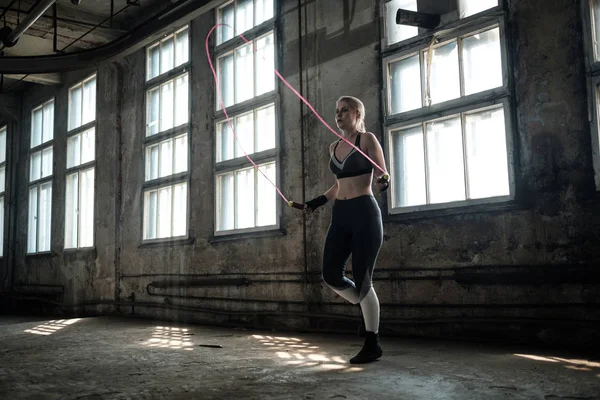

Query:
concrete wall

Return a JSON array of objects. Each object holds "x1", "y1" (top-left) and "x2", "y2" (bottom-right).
[{"x1": 1, "y1": 0, "x2": 599, "y2": 347}]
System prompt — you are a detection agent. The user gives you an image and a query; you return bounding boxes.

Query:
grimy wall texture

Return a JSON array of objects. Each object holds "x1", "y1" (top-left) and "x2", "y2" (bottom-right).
[{"x1": 1, "y1": 0, "x2": 599, "y2": 347}]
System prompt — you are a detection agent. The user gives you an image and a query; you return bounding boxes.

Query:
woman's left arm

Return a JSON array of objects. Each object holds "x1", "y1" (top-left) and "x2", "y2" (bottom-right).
[{"x1": 364, "y1": 132, "x2": 390, "y2": 191}]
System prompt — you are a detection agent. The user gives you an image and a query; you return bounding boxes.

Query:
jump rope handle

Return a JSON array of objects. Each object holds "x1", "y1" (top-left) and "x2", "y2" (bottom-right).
[
  {"x1": 377, "y1": 174, "x2": 390, "y2": 192},
  {"x1": 288, "y1": 201, "x2": 306, "y2": 210}
]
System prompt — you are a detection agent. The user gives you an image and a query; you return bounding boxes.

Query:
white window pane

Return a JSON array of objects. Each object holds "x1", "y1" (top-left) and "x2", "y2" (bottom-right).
[
  {"x1": 386, "y1": 0, "x2": 418, "y2": 46},
  {"x1": 144, "y1": 190, "x2": 158, "y2": 240},
  {"x1": 0, "y1": 196, "x2": 4, "y2": 257},
  {"x1": 426, "y1": 118, "x2": 465, "y2": 204},
  {"x1": 463, "y1": 28, "x2": 502, "y2": 95},
  {"x1": 256, "y1": 163, "x2": 276, "y2": 226},
  {"x1": 148, "y1": 45, "x2": 160, "y2": 80},
  {"x1": 256, "y1": 33, "x2": 275, "y2": 96},
  {"x1": 160, "y1": 81, "x2": 174, "y2": 131},
  {"x1": 217, "y1": 121, "x2": 233, "y2": 162},
  {"x1": 175, "y1": 74, "x2": 189, "y2": 126},
  {"x1": 255, "y1": 0, "x2": 273, "y2": 25},
  {"x1": 160, "y1": 139, "x2": 173, "y2": 178},
  {"x1": 465, "y1": 107, "x2": 509, "y2": 199},
  {"x1": 235, "y1": 112, "x2": 254, "y2": 158},
  {"x1": 236, "y1": 0, "x2": 254, "y2": 34},
  {"x1": 236, "y1": 44, "x2": 254, "y2": 104},
  {"x1": 28, "y1": 187, "x2": 38, "y2": 253},
  {"x1": 43, "y1": 102, "x2": 54, "y2": 142},
  {"x1": 172, "y1": 183, "x2": 187, "y2": 236},
  {"x1": 147, "y1": 89, "x2": 160, "y2": 136},
  {"x1": 0, "y1": 128, "x2": 7, "y2": 163},
  {"x1": 235, "y1": 168, "x2": 254, "y2": 229},
  {"x1": 41, "y1": 146, "x2": 53, "y2": 178},
  {"x1": 160, "y1": 38, "x2": 175, "y2": 74},
  {"x1": 65, "y1": 173, "x2": 78, "y2": 249},
  {"x1": 218, "y1": 54, "x2": 234, "y2": 108},
  {"x1": 218, "y1": 3, "x2": 235, "y2": 45},
  {"x1": 256, "y1": 105, "x2": 276, "y2": 152},
  {"x1": 175, "y1": 29, "x2": 189, "y2": 67},
  {"x1": 146, "y1": 145, "x2": 159, "y2": 181},
  {"x1": 593, "y1": 0, "x2": 600, "y2": 61},
  {"x1": 0, "y1": 166, "x2": 5, "y2": 193},
  {"x1": 82, "y1": 77, "x2": 97, "y2": 125},
  {"x1": 158, "y1": 187, "x2": 172, "y2": 238},
  {"x1": 79, "y1": 168, "x2": 94, "y2": 247},
  {"x1": 392, "y1": 126, "x2": 426, "y2": 207},
  {"x1": 32, "y1": 108, "x2": 43, "y2": 148},
  {"x1": 425, "y1": 42, "x2": 460, "y2": 105},
  {"x1": 67, "y1": 134, "x2": 80, "y2": 169},
  {"x1": 459, "y1": 0, "x2": 497, "y2": 18},
  {"x1": 217, "y1": 173, "x2": 234, "y2": 231},
  {"x1": 30, "y1": 151, "x2": 41, "y2": 181},
  {"x1": 390, "y1": 54, "x2": 421, "y2": 114},
  {"x1": 174, "y1": 134, "x2": 188, "y2": 174},
  {"x1": 81, "y1": 128, "x2": 95, "y2": 164},
  {"x1": 69, "y1": 87, "x2": 82, "y2": 131},
  {"x1": 38, "y1": 182, "x2": 52, "y2": 252}
]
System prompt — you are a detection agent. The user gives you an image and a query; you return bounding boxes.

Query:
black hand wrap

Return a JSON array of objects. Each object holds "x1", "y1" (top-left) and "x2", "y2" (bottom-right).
[{"x1": 305, "y1": 195, "x2": 328, "y2": 211}]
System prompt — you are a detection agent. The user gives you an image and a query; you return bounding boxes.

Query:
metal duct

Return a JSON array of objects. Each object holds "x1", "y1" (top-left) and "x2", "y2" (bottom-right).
[
  {"x1": 0, "y1": 0, "x2": 56, "y2": 52},
  {"x1": 0, "y1": 0, "x2": 220, "y2": 74}
]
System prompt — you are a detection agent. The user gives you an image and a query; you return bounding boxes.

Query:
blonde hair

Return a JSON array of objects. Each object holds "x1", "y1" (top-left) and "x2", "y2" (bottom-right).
[{"x1": 337, "y1": 95, "x2": 366, "y2": 132}]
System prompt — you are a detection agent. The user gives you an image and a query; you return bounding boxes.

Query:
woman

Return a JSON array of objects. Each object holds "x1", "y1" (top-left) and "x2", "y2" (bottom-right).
[{"x1": 304, "y1": 96, "x2": 389, "y2": 364}]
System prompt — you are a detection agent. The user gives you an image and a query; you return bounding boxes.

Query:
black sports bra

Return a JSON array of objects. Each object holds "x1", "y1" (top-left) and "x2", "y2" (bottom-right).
[{"x1": 329, "y1": 134, "x2": 373, "y2": 179}]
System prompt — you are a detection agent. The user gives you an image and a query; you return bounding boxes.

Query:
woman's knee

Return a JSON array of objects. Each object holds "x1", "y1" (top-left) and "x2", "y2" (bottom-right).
[{"x1": 322, "y1": 269, "x2": 345, "y2": 288}]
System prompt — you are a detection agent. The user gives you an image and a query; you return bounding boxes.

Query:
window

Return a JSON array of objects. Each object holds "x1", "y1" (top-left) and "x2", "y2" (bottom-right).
[
  {"x1": 584, "y1": 1, "x2": 600, "y2": 190},
  {"x1": 65, "y1": 75, "x2": 97, "y2": 249},
  {"x1": 383, "y1": 0, "x2": 499, "y2": 47},
  {"x1": 0, "y1": 125, "x2": 6, "y2": 257},
  {"x1": 458, "y1": 0, "x2": 498, "y2": 19},
  {"x1": 28, "y1": 99, "x2": 54, "y2": 253},
  {"x1": 214, "y1": 1, "x2": 278, "y2": 234},
  {"x1": 143, "y1": 26, "x2": 190, "y2": 241},
  {"x1": 382, "y1": 1, "x2": 513, "y2": 213},
  {"x1": 216, "y1": 0, "x2": 274, "y2": 45}
]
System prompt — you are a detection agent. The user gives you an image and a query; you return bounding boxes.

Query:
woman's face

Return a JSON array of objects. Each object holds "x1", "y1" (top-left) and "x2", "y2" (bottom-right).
[{"x1": 335, "y1": 100, "x2": 358, "y2": 130}]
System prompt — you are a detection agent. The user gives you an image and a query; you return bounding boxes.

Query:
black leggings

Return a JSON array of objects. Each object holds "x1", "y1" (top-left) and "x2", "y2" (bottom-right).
[{"x1": 322, "y1": 195, "x2": 383, "y2": 301}]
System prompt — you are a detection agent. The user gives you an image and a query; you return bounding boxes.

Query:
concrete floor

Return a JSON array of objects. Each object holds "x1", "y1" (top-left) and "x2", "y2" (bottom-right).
[{"x1": 0, "y1": 316, "x2": 599, "y2": 399}]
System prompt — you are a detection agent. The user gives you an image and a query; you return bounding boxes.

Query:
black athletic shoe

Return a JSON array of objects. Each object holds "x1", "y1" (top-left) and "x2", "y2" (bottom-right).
[{"x1": 349, "y1": 331, "x2": 382, "y2": 364}]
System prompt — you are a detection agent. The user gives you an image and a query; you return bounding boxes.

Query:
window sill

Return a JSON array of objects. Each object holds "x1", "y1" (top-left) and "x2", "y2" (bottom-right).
[
  {"x1": 209, "y1": 227, "x2": 286, "y2": 243},
  {"x1": 139, "y1": 236, "x2": 195, "y2": 248},
  {"x1": 384, "y1": 198, "x2": 525, "y2": 223},
  {"x1": 63, "y1": 247, "x2": 97, "y2": 254},
  {"x1": 25, "y1": 251, "x2": 54, "y2": 259}
]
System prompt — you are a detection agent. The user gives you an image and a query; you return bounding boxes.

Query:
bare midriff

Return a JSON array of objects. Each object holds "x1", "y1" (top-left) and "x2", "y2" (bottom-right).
[{"x1": 335, "y1": 172, "x2": 373, "y2": 200}]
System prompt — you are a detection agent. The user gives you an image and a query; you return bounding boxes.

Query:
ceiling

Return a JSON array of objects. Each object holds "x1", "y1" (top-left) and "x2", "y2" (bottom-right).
[{"x1": 0, "y1": 0, "x2": 172, "y2": 92}]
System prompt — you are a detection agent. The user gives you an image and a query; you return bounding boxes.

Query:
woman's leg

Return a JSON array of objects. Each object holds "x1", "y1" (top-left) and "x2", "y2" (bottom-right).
[
  {"x1": 321, "y1": 208, "x2": 358, "y2": 304},
  {"x1": 348, "y1": 196, "x2": 383, "y2": 363}
]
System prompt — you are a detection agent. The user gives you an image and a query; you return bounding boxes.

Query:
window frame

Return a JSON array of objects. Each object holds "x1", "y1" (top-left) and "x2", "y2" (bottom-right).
[
  {"x1": 65, "y1": 73, "x2": 97, "y2": 250},
  {"x1": 582, "y1": 0, "x2": 600, "y2": 190},
  {"x1": 381, "y1": 2, "x2": 515, "y2": 215},
  {"x1": 213, "y1": 0, "x2": 280, "y2": 237},
  {"x1": 28, "y1": 98, "x2": 55, "y2": 255},
  {"x1": 0, "y1": 124, "x2": 7, "y2": 258},
  {"x1": 142, "y1": 25, "x2": 192, "y2": 244},
  {"x1": 380, "y1": 0, "x2": 505, "y2": 53}
]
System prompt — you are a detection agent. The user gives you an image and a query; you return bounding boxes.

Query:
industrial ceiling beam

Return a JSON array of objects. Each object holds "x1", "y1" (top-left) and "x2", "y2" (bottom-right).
[{"x1": 0, "y1": 0, "x2": 220, "y2": 74}]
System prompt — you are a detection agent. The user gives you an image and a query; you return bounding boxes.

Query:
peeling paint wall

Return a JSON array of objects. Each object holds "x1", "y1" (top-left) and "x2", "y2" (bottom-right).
[{"x1": 1, "y1": 0, "x2": 599, "y2": 347}]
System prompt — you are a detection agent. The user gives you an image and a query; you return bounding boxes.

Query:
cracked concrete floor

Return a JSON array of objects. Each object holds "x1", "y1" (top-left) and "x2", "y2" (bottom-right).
[{"x1": 0, "y1": 316, "x2": 599, "y2": 399}]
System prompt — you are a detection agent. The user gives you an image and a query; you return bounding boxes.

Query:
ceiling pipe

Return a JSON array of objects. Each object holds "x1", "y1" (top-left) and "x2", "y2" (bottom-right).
[
  {"x1": 0, "y1": 0, "x2": 220, "y2": 74},
  {"x1": 0, "y1": 0, "x2": 56, "y2": 52}
]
